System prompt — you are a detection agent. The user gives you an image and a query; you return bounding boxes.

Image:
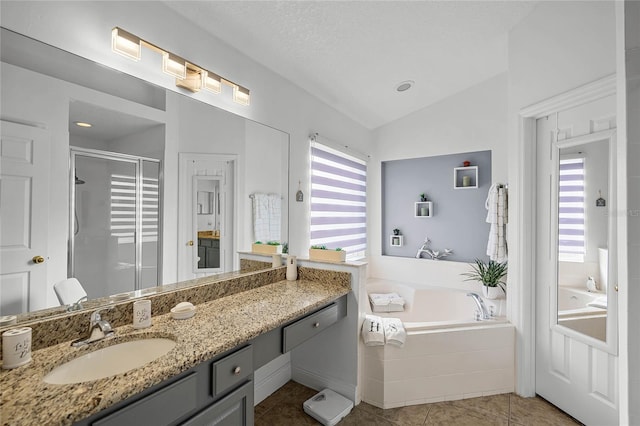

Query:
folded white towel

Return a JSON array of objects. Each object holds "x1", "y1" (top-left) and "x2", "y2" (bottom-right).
[
  {"x1": 369, "y1": 293, "x2": 405, "y2": 313},
  {"x1": 362, "y1": 315, "x2": 385, "y2": 346},
  {"x1": 588, "y1": 296, "x2": 608, "y2": 309},
  {"x1": 383, "y1": 317, "x2": 407, "y2": 348}
]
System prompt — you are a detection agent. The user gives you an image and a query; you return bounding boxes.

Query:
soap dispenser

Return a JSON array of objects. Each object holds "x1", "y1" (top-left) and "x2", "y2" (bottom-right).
[{"x1": 286, "y1": 256, "x2": 297, "y2": 281}]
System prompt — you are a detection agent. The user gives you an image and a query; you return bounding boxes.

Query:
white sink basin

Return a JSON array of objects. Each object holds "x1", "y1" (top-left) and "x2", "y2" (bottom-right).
[{"x1": 43, "y1": 338, "x2": 176, "y2": 385}]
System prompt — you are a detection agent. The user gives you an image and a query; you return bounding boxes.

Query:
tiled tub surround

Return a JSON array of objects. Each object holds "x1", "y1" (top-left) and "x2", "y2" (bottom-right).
[
  {"x1": 0, "y1": 268, "x2": 351, "y2": 425},
  {"x1": 363, "y1": 280, "x2": 515, "y2": 408}
]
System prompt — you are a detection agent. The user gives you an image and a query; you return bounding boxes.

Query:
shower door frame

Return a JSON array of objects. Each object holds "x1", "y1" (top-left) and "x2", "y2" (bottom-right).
[{"x1": 69, "y1": 147, "x2": 163, "y2": 291}]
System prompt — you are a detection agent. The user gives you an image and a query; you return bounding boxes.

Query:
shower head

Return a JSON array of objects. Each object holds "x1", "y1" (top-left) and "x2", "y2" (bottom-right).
[{"x1": 75, "y1": 175, "x2": 85, "y2": 185}]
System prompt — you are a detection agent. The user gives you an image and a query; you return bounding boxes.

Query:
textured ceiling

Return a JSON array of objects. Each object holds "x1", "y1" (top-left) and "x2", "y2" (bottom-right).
[{"x1": 165, "y1": 1, "x2": 538, "y2": 129}]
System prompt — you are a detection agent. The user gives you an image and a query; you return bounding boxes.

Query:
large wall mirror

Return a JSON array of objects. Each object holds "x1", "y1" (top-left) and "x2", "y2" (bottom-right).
[
  {"x1": 551, "y1": 129, "x2": 617, "y2": 353},
  {"x1": 0, "y1": 28, "x2": 290, "y2": 322}
]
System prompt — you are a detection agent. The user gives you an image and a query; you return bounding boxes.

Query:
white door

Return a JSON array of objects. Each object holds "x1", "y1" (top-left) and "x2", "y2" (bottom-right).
[
  {"x1": 177, "y1": 153, "x2": 235, "y2": 281},
  {"x1": 535, "y1": 97, "x2": 618, "y2": 425},
  {"x1": 0, "y1": 121, "x2": 50, "y2": 315}
]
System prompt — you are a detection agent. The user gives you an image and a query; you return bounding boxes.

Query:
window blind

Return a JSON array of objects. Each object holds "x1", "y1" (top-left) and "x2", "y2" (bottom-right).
[
  {"x1": 310, "y1": 142, "x2": 367, "y2": 260},
  {"x1": 558, "y1": 157, "x2": 585, "y2": 262},
  {"x1": 110, "y1": 174, "x2": 159, "y2": 244}
]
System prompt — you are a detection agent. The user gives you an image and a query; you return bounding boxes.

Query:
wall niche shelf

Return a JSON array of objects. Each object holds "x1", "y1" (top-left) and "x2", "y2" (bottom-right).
[
  {"x1": 454, "y1": 166, "x2": 478, "y2": 189},
  {"x1": 414, "y1": 201, "x2": 433, "y2": 217},
  {"x1": 390, "y1": 235, "x2": 404, "y2": 247}
]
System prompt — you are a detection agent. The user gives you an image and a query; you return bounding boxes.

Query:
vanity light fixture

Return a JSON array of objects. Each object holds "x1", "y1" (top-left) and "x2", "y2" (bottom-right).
[
  {"x1": 202, "y1": 70, "x2": 222, "y2": 94},
  {"x1": 111, "y1": 27, "x2": 141, "y2": 61},
  {"x1": 162, "y1": 52, "x2": 187, "y2": 80},
  {"x1": 233, "y1": 84, "x2": 251, "y2": 106},
  {"x1": 111, "y1": 27, "x2": 250, "y2": 106}
]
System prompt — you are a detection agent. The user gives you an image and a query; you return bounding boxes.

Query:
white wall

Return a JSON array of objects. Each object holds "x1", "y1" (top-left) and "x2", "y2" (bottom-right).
[
  {"x1": 0, "y1": 1, "x2": 372, "y2": 257},
  {"x1": 244, "y1": 120, "x2": 290, "y2": 249},
  {"x1": 621, "y1": 1, "x2": 640, "y2": 423},
  {"x1": 369, "y1": 73, "x2": 508, "y2": 288}
]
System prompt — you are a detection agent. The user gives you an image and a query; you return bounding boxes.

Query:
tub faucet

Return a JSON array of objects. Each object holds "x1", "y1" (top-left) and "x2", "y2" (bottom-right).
[
  {"x1": 415, "y1": 237, "x2": 431, "y2": 258},
  {"x1": 72, "y1": 307, "x2": 114, "y2": 347},
  {"x1": 467, "y1": 292, "x2": 491, "y2": 320}
]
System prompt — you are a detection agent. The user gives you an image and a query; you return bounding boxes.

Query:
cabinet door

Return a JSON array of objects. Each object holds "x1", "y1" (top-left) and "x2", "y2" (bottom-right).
[
  {"x1": 181, "y1": 381, "x2": 253, "y2": 426},
  {"x1": 206, "y1": 247, "x2": 220, "y2": 269},
  {"x1": 197, "y1": 246, "x2": 206, "y2": 269}
]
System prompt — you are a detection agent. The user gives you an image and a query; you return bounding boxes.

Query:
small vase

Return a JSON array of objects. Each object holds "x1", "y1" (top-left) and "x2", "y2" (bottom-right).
[{"x1": 482, "y1": 285, "x2": 504, "y2": 300}]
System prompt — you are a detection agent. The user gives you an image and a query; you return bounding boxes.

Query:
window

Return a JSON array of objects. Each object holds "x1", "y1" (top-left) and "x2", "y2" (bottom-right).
[
  {"x1": 310, "y1": 142, "x2": 367, "y2": 260},
  {"x1": 110, "y1": 174, "x2": 159, "y2": 244},
  {"x1": 558, "y1": 157, "x2": 585, "y2": 262}
]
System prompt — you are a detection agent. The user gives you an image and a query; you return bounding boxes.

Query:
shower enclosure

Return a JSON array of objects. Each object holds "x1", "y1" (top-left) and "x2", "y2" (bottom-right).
[{"x1": 70, "y1": 148, "x2": 162, "y2": 299}]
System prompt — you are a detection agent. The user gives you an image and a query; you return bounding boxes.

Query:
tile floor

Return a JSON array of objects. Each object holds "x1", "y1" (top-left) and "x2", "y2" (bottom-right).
[{"x1": 255, "y1": 381, "x2": 583, "y2": 425}]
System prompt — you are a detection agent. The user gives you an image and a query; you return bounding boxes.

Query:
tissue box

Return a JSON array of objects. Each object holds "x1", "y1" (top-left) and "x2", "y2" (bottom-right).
[{"x1": 303, "y1": 389, "x2": 353, "y2": 426}]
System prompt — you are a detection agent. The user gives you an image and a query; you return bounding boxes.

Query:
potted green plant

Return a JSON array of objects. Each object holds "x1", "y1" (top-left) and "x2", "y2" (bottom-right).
[
  {"x1": 462, "y1": 258, "x2": 508, "y2": 299},
  {"x1": 309, "y1": 245, "x2": 347, "y2": 262},
  {"x1": 251, "y1": 240, "x2": 283, "y2": 255}
]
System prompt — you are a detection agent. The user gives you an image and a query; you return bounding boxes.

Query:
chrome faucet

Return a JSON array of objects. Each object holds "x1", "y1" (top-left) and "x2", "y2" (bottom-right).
[
  {"x1": 66, "y1": 296, "x2": 88, "y2": 312},
  {"x1": 467, "y1": 292, "x2": 491, "y2": 320},
  {"x1": 415, "y1": 237, "x2": 431, "y2": 258},
  {"x1": 72, "y1": 308, "x2": 114, "y2": 347}
]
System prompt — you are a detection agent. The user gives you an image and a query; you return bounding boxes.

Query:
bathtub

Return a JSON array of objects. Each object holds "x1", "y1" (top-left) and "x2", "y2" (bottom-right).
[
  {"x1": 557, "y1": 286, "x2": 607, "y2": 341},
  {"x1": 362, "y1": 280, "x2": 515, "y2": 409}
]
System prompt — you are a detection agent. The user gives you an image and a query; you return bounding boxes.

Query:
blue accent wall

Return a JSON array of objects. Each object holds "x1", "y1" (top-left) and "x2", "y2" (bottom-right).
[{"x1": 382, "y1": 150, "x2": 492, "y2": 263}]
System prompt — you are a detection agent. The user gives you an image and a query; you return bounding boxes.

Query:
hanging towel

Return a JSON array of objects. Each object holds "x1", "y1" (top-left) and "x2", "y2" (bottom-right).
[
  {"x1": 252, "y1": 193, "x2": 271, "y2": 242},
  {"x1": 368, "y1": 293, "x2": 405, "y2": 313},
  {"x1": 267, "y1": 193, "x2": 282, "y2": 243},
  {"x1": 252, "y1": 193, "x2": 282, "y2": 243},
  {"x1": 485, "y1": 184, "x2": 508, "y2": 262},
  {"x1": 362, "y1": 315, "x2": 385, "y2": 346},
  {"x1": 382, "y1": 317, "x2": 406, "y2": 348}
]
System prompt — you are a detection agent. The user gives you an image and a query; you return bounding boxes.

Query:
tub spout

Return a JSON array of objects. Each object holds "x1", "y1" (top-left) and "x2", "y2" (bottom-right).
[{"x1": 467, "y1": 292, "x2": 491, "y2": 320}]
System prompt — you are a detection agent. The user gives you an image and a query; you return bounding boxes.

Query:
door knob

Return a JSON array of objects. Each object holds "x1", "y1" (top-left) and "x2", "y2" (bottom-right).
[
  {"x1": 188, "y1": 240, "x2": 194, "y2": 246},
  {"x1": 32, "y1": 256, "x2": 45, "y2": 264}
]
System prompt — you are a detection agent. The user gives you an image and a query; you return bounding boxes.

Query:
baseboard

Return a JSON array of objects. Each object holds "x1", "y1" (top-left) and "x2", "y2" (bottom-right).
[
  {"x1": 291, "y1": 365, "x2": 357, "y2": 402},
  {"x1": 254, "y1": 356, "x2": 292, "y2": 405}
]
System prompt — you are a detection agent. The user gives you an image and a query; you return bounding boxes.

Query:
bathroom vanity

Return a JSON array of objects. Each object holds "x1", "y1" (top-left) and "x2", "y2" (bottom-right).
[
  {"x1": 78, "y1": 297, "x2": 346, "y2": 426},
  {"x1": 0, "y1": 268, "x2": 351, "y2": 426}
]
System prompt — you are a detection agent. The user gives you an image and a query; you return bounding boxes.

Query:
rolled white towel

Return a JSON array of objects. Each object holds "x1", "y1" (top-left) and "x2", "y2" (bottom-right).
[
  {"x1": 362, "y1": 315, "x2": 385, "y2": 346},
  {"x1": 383, "y1": 317, "x2": 406, "y2": 348}
]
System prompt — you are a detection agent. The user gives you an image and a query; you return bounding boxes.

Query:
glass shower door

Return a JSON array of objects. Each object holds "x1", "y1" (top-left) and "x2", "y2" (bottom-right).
[{"x1": 71, "y1": 149, "x2": 161, "y2": 300}]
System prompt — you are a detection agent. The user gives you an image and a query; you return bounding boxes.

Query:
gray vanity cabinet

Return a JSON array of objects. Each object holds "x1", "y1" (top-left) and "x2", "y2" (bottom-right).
[
  {"x1": 75, "y1": 296, "x2": 347, "y2": 426},
  {"x1": 181, "y1": 381, "x2": 253, "y2": 426},
  {"x1": 78, "y1": 345, "x2": 254, "y2": 426}
]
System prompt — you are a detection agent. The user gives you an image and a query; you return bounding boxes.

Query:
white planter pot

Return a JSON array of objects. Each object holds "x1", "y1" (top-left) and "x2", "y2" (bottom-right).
[{"x1": 482, "y1": 285, "x2": 504, "y2": 300}]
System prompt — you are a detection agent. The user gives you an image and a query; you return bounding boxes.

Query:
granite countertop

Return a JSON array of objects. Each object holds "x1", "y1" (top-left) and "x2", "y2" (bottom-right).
[{"x1": 1, "y1": 279, "x2": 350, "y2": 426}]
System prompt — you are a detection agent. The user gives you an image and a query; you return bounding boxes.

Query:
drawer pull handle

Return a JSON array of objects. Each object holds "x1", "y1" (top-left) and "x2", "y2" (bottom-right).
[
  {"x1": 233, "y1": 366, "x2": 241, "y2": 375},
  {"x1": 314, "y1": 322, "x2": 320, "y2": 328}
]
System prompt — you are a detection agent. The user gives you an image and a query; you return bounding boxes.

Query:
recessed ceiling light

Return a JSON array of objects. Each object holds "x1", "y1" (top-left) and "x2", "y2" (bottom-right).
[
  {"x1": 74, "y1": 121, "x2": 92, "y2": 128},
  {"x1": 395, "y1": 80, "x2": 415, "y2": 92}
]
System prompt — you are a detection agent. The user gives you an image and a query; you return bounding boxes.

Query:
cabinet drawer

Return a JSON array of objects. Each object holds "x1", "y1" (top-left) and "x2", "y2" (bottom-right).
[
  {"x1": 181, "y1": 381, "x2": 254, "y2": 426},
  {"x1": 212, "y1": 345, "x2": 252, "y2": 396},
  {"x1": 93, "y1": 373, "x2": 198, "y2": 426},
  {"x1": 199, "y1": 238, "x2": 212, "y2": 247},
  {"x1": 282, "y1": 303, "x2": 339, "y2": 353}
]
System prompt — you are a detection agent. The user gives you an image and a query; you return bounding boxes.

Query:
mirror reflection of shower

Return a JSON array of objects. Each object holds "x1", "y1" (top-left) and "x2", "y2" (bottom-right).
[
  {"x1": 68, "y1": 100, "x2": 165, "y2": 300},
  {"x1": 73, "y1": 174, "x2": 85, "y2": 236}
]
